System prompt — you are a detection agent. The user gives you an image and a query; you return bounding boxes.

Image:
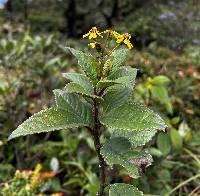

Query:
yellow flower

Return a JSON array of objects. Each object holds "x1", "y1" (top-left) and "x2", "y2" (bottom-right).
[
  {"x1": 123, "y1": 33, "x2": 133, "y2": 49},
  {"x1": 30, "y1": 164, "x2": 42, "y2": 190},
  {"x1": 113, "y1": 31, "x2": 133, "y2": 49},
  {"x1": 103, "y1": 29, "x2": 113, "y2": 36},
  {"x1": 88, "y1": 42, "x2": 97, "y2": 48},
  {"x1": 104, "y1": 30, "x2": 112, "y2": 33},
  {"x1": 113, "y1": 31, "x2": 124, "y2": 43},
  {"x1": 83, "y1": 27, "x2": 102, "y2": 39}
]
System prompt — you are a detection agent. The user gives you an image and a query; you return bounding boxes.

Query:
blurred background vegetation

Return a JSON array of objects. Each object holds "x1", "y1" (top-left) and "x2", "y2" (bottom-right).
[{"x1": 0, "y1": 0, "x2": 200, "y2": 195}]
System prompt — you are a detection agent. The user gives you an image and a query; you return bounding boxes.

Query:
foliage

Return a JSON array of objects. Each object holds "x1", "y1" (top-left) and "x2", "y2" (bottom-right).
[
  {"x1": 0, "y1": 29, "x2": 199, "y2": 195},
  {"x1": 8, "y1": 28, "x2": 167, "y2": 195},
  {"x1": 119, "y1": 1, "x2": 200, "y2": 49},
  {"x1": 109, "y1": 183, "x2": 143, "y2": 196},
  {"x1": 0, "y1": 32, "x2": 70, "y2": 180},
  {"x1": 0, "y1": 164, "x2": 62, "y2": 196},
  {"x1": 0, "y1": 2, "x2": 200, "y2": 193},
  {"x1": 125, "y1": 44, "x2": 200, "y2": 195}
]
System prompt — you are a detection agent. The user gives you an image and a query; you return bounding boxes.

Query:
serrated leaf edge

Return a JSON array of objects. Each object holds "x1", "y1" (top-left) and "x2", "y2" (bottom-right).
[
  {"x1": 101, "y1": 102, "x2": 168, "y2": 132},
  {"x1": 8, "y1": 107, "x2": 88, "y2": 140},
  {"x1": 111, "y1": 128, "x2": 157, "y2": 147},
  {"x1": 109, "y1": 183, "x2": 144, "y2": 196}
]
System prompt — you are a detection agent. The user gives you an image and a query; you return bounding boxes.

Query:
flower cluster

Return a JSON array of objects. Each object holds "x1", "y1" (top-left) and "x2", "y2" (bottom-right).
[
  {"x1": 112, "y1": 31, "x2": 133, "y2": 49},
  {"x1": 83, "y1": 27, "x2": 133, "y2": 49},
  {"x1": 30, "y1": 163, "x2": 43, "y2": 190},
  {"x1": 83, "y1": 27, "x2": 102, "y2": 39},
  {"x1": 1, "y1": 163, "x2": 62, "y2": 196}
]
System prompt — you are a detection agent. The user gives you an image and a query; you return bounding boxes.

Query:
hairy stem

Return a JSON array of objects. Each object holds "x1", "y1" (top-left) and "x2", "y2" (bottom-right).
[{"x1": 91, "y1": 88, "x2": 106, "y2": 196}]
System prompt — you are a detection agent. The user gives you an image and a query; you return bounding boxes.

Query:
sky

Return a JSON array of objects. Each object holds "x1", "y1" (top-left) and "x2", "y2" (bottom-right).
[
  {"x1": 0, "y1": 0, "x2": 6, "y2": 8},
  {"x1": 0, "y1": 0, "x2": 6, "y2": 3}
]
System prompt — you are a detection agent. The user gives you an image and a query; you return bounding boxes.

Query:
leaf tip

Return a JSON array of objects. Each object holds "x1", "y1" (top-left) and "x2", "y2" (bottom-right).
[{"x1": 8, "y1": 132, "x2": 16, "y2": 141}]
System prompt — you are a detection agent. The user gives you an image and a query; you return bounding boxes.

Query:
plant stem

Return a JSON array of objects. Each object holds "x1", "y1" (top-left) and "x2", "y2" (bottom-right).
[
  {"x1": 93, "y1": 129, "x2": 106, "y2": 196},
  {"x1": 91, "y1": 88, "x2": 106, "y2": 196}
]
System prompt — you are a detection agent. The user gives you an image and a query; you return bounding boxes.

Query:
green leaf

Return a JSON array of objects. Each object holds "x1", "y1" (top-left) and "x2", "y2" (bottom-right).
[
  {"x1": 101, "y1": 102, "x2": 167, "y2": 131},
  {"x1": 170, "y1": 128, "x2": 183, "y2": 151},
  {"x1": 66, "y1": 82, "x2": 91, "y2": 95},
  {"x1": 102, "y1": 67, "x2": 137, "y2": 112},
  {"x1": 109, "y1": 183, "x2": 143, "y2": 196},
  {"x1": 151, "y1": 86, "x2": 169, "y2": 103},
  {"x1": 150, "y1": 86, "x2": 173, "y2": 114},
  {"x1": 53, "y1": 90, "x2": 93, "y2": 125},
  {"x1": 96, "y1": 80, "x2": 119, "y2": 91},
  {"x1": 111, "y1": 48, "x2": 129, "y2": 71},
  {"x1": 66, "y1": 47, "x2": 98, "y2": 84},
  {"x1": 152, "y1": 75, "x2": 170, "y2": 86},
  {"x1": 111, "y1": 129, "x2": 157, "y2": 148},
  {"x1": 102, "y1": 85, "x2": 132, "y2": 113},
  {"x1": 109, "y1": 66, "x2": 137, "y2": 89},
  {"x1": 9, "y1": 107, "x2": 87, "y2": 140},
  {"x1": 8, "y1": 91, "x2": 94, "y2": 140},
  {"x1": 63, "y1": 72, "x2": 93, "y2": 93},
  {"x1": 101, "y1": 137, "x2": 153, "y2": 178},
  {"x1": 156, "y1": 132, "x2": 171, "y2": 155},
  {"x1": 65, "y1": 83, "x2": 103, "y2": 100},
  {"x1": 0, "y1": 80, "x2": 8, "y2": 90},
  {"x1": 165, "y1": 102, "x2": 173, "y2": 115},
  {"x1": 109, "y1": 66, "x2": 137, "y2": 81},
  {"x1": 171, "y1": 117, "x2": 180, "y2": 125},
  {"x1": 149, "y1": 147, "x2": 163, "y2": 157}
]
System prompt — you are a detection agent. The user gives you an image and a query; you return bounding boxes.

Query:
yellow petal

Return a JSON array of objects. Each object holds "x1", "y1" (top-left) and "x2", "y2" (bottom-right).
[
  {"x1": 128, "y1": 43, "x2": 133, "y2": 49},
  {"x1": 97, "y1": 31, "x2": 103, "y2": 37},
  {"x1": 124, "y1": 39, "x2": 133, "y2": 49},
  {"x1": 88, "y1": 42, "x2": 96, "y2": 48},
  {"x1": 83, "y1": 32, "x2": 90, "y2": 38},
  {"x1": 113, "y1": 31, "x2": 121, "y2": 39},
  {"x1": 89, "y1": 33, "x2": 97, "y2": 39},
  {"x1": 116, "y1": 36, "x2": 124, "y2": 43}
]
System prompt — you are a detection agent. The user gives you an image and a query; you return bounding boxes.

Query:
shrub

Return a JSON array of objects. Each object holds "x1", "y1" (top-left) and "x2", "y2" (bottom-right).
[{"x1": 9, "y1": 27, "x2": 167, "y2": 195}]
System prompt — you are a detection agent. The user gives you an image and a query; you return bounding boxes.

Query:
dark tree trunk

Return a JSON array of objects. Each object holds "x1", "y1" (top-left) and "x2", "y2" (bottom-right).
[
  {"x1": 23, "y1": 0, "x2": 29, "y2": 28},
  {"x1": 5, "y1": 0, "x2": 13, "y2": 21},
  {"x1": 100, "y1": 0, "x2": 119, "y2": 28},
  {"x1": 64, "y1": 0, "x2": 77, "y2": 37},
  {"x1": 112, "y1": 0, "x2": 119, "y2": 19},
  {"x1": 23, "y1": 0, "x2": 28, "y2": 21}
]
